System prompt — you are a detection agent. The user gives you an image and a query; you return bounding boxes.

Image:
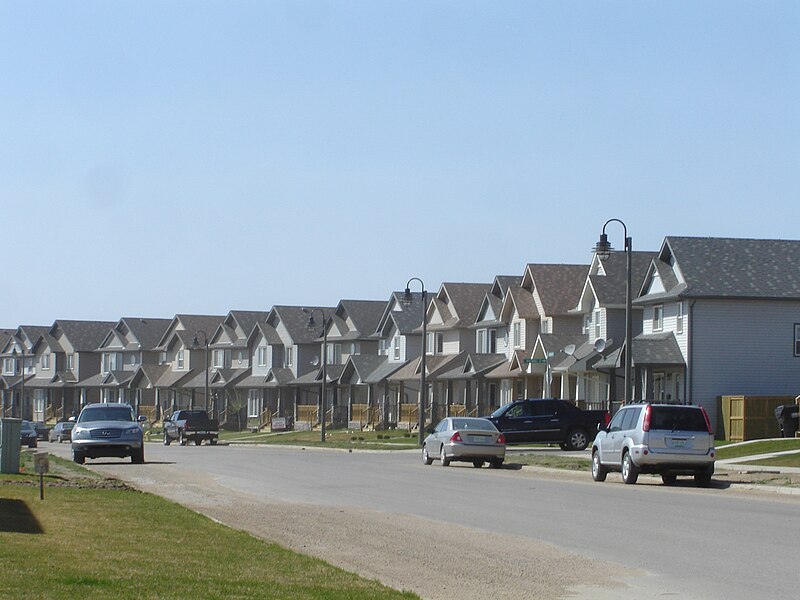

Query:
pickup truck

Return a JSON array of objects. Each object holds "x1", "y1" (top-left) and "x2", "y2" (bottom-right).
[
  {"x1": 485, "y1": 398, "x2": 609, "y2": 451},
  {"x1": 163, "y1": 409, "x2": 220, "y2": 446}
]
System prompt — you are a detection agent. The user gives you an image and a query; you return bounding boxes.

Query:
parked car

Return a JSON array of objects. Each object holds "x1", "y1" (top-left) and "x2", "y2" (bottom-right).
[
  {"x1": 163, "y1": 409, "x2": 220, "y2": 446},
  {"x1": 30, "y1": 421, "x2": 50, "y2": 440},
  {"x1": 591, "y1": 403, "x2": 715, "y2": 486},
  {"x1": 423, "y1": 417, "x2": 505, "y2": 468},
  {"x1": 20, "y1": 420, "x2": 38, "y2": 448},
  {"x1": 70, "y1": 403, "x2": 145, "y2": 465},
  {"x1": 49, "y1": 421, "x2": 74, "y2": 443},
  {"x1": 486, "y1": 398, "x2": 609, "y2": 451}
]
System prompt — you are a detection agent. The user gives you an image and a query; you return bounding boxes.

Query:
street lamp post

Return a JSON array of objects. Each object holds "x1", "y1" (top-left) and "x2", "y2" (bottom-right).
[
  {"x1": 12, "y1": 346, "x2": 25, "y2": 419},
  {"x1": 192, "y1": 331, "x2": 210, "y2": 417},
  {"x1": 402, "y1": 278, "x2": 427, "y2": 446},
  {"x1": 595, "y1": 219, "x2": 633, "y2": 413},
  {"x1": 304, "y1": 309, "x2": 329, "y2": 443}
]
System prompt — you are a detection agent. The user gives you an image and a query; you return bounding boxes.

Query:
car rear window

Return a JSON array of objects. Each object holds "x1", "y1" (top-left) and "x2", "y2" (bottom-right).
[
  {"x1": 451, "y1": 419, "x2": 497, "y2": 432},
  {"x1": 650, "y1": 406, "x2": 708, "y2": 432}
]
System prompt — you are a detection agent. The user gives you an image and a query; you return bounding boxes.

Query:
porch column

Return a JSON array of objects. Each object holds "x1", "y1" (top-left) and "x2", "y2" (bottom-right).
[{"x1": 560, "y1": 372, "x2": 570, "y2": 400}]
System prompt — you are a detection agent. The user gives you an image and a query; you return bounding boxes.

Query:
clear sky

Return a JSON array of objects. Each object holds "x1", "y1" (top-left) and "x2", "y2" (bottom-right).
[{"x1": 2, "y1": 1, "x2": 798, "y2": 328}]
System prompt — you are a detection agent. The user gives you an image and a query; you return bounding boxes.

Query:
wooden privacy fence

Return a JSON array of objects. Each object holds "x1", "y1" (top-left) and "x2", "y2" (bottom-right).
[{"x1": 719, "y1": 395, "x2": 793, "y2": 441}]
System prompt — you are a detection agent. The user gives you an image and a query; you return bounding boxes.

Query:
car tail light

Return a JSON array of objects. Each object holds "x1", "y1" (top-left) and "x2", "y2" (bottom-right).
[
  {"x1": 184, "y1": 422, "x2": 191, "y2": 430},
  {"x1": 700, "y1": 407, "x2": 713, "y2": 434},
  {"x1": 604, "y1": 411, "x2": 611, "y2": 426},
  {"x1": 642, "y1": 404, "x2": 652, "y2": 432},
  {"x1": 449, "y1": 432, "x2": 462, "y2": 442},
  {"x1": 497, "y1": 433, "x2": 506, "y2": 444}
]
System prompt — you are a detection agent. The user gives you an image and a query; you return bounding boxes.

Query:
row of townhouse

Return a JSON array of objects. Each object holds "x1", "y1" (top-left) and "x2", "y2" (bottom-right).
[{"x1": 2, "y1": 235, "x2": 800, "y2": 432}]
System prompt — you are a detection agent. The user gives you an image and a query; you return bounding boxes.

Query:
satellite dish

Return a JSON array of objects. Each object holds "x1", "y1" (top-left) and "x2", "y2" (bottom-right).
[
  {"x1": 311, "y1": 356, "x2": 320, "y2": 366},
  {"x1": 593, "y1": 338, "x2": 607, "y2": 353},
  {"x1": 563, "y1": 344, "x2": 576, "y2": 357}
]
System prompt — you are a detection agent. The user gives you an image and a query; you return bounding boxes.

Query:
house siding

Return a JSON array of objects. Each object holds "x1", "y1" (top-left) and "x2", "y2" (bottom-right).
[{"x1": 690, "y1": 299, "x2": 800, "y2": 428}]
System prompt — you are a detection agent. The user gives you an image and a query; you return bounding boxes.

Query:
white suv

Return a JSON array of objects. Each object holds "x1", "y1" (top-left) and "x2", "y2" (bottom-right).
[{"x1": 591, "y1": 403, "x2": 715, "y2": 486}]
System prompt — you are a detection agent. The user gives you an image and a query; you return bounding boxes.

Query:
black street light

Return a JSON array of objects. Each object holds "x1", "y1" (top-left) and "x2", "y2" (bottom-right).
[
  {"x1": 305, "y1": 308, "x2": 329, "y2": 443},
  {"x1": 402, "y1": 278, "x2": 427, "y2": 446},
  {"x1": 11, "y1": 346, "x2": 25, "y2": 419},
  {"x1": 595, "y1": 219, "x2": 633, "y2": 412},
  {"x1": 192, "y1": 330, "x2": 210, "y2": 417}
]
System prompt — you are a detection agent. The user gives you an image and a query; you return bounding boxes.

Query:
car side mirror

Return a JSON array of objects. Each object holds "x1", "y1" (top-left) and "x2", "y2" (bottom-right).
[
  {"x1": 137, "y1": 415, "x2": 147, "y2": 423},
  {"x1": 597, "y1": 423, "x2": 607, "y2": 433}
]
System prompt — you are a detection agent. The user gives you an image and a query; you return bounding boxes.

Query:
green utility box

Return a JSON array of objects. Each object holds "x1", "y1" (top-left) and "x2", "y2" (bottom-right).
[{"x1": 0, "y1": 418, "x2": 22, "y2": 474}]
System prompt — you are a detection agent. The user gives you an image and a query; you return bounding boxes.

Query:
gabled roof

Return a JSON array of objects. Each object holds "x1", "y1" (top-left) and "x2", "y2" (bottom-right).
[
  {"x1": 248, "y1": 321, "x2": 283, "y2": 346},
  {"x1": 374, "y1": 291, "x2": 425, "y2": 337},
  {"x1": 485, "y1": 350, "x2": 529, "y2": 380},
  {"x1": 228, "y1": 310, "x2": 269, "y2": 338},
  {"x1": 388, "y1": 352, "x2": 468, "y2": 382},
  {"x1": 523, "y1": 264, "x2": 588, "y2": 316},
  {"x1": 52, "y1": 320, "x2": 117, "y2": 352},
  {"x1": 1, "y1": 325, "x2": 50, "y2": 355},
  {"x1": 99, "y1": 318, "x2": 172, "y2": 352},
  {"x1": 327, "y1": 300, "x2": 386, "y2": 341},
  {"x1": 267, "y1": 306, "x2": 337, "y2": 344},
  {"x1": 587, "y1": 251, "x2": 656, "y2": 307},
  {"x1": 130, "y1": 365, "x2": 171, "y2": 389},
  {"x1": 436, "y1": 353, "x2": 507, "y2": 381},
  {"x1": 594, "y1": 332, "x2": 684, "y2": 369},
  {"x1": 638, "y1": 236, "x2": 800, "y2": 302},
  {"x1": 427, "y1": 283, "x2": 492, "y2": 331},
  {"x1": 155, "y1": 314, "x2": 226, "y2": 349},
  {"x1": 499, "y1": 286, "x2": 539, "y2": 322}
]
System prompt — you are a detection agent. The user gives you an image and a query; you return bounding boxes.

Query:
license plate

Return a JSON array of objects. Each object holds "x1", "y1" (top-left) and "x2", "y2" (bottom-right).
[
  {"x1": 469, "y1": 435, "x2": 491, "y2": 444},
  {"x1": 670, "y1": 438, "x2": 688, "y2": 448}
]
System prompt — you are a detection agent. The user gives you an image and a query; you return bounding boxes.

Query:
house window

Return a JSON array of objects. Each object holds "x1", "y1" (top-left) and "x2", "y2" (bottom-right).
[
  {"x1": 158, "y1": 352, "x2": 167, "y2": 365},
  {"x1": 41, "y1": 353, "x2": 50, "y2": 370},
  {"x1": 237, "y1": 351, "x2": 244, "y2": 365},
  {"x1": 102, "y1": 352, "x2": 120, "y2": 373},
  {"x1": 379, "y1": 338, "x2": 387, "y2": 355},
  {"x1": 393, "y1": 336, "x2": 400, "y2": 360},
  {"x1": 541, "y1": 319, "x2": 550, "y2": 335},
  {"x1": 594, "y1": 309, "x2": 602, "y2": 339},
  {"x1": 257, "y1": 347, "x2": 267, "y2": 367},
  {"x1": 129, "y1": 353, "x2": 139, "y2": 366},
  {"x1": 795, "y1": 324, "x2": 800, "y2": 357},
  {"x1": 213, "y1": 350, "x2": 224, "y2": 368},
  {"x1": 489, "y1": 329, "x2": 497, "y2": 353},
  {"x1": 477, "y1": 329, "x2": 486, "y2": 353},
  {"x1": 247, "y1": 389, "x2": 262, "y2": 418},
  {"x1": 427, "y1": 332, "x2": 443, "y2": 354},
  {"x1": 653, "y1": 305, "x2": 664, "y2": 332},
  {"x1": 34, "y1": 390, "x2": 46, "y2": 416},
  {"x1": 285, "y1": 347, "x2": 293, "y2": 368},
  {"x1": 583, "y1": 314, "x2": 591, "y2": 335},
  {"x1": 513, "y1": 322, "x2": 521, "y2": 348},
  {"x1": 676, "y1": 302, "x2": 684, "y2": 334},
  {"x1": 177, "y1": 350, "x2": 184, "y2": 369},
  {"x1": 67, "y1": 353, "x2": 75, "y2": 370},
  {"x1": 3, "y1": 358, "x2": 14, "y2": 375}
]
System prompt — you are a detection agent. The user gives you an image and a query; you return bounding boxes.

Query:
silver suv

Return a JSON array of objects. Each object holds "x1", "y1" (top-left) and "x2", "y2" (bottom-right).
[
  {"x1": 71, "y1": 403, "x2": 145, "y2": 465},
  {"x1": 591, "y1": 403, "x2": 715, "y2": 486}
]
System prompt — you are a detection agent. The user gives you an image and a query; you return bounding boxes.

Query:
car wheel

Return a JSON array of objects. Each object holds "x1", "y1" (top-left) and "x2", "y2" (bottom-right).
[
  {"x1": 472, "y1": 460, "x2": 484, "y2": 468},
  {"x1": 163, "y1": 432, "x2": 171, "y2": 446},
  {"x1": 592, "y1": 451, "x2": 608, "y2": 482},
  {"x1": 179, "y1": 431, "x2": 187, "y2": 446},
  {"x1": 210, "y1": 439, "x2": 217, "y2": 446},
  {"x1": 565, "y1": 428, "x2": 589, "y2": 451},
  {"x1": 132, "y1": 448, "x2": 145, "y2": 464},
  {"x1": 489, "y1": 458, "x2": 504, "y2": 469},
  {"x1": 621, "y1": 451, "x2": 639, "y2": 484},
  {"x1": 58, "y1": 436, "x2": 63, "y2": 443},
  {"x1": 440, "y1": 446, "x2": 450, "y2": 467},
  {"x1": 661, "y1": 474, "x2": 678, "y2": 485},
  {"x1": 195, "y1": 439, "x2": 202, "y2": 446},
  {"x1": 72, "y1": 449, "x2": 85, "y2": 465},
  {"x1": 422, "y1": 445, "x2": 434, "y2": 465},
  {"x1": 694, "y1": 466, "x2": 714, "y2": 487}
]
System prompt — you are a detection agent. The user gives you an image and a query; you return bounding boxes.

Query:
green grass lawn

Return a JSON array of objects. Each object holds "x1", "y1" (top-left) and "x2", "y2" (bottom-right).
[
  {"x1": 714, "y1": 438, "x2": 800, "y2": 460},
  {"x1": 0, "y1": 454, "x2": 417, "y2": 600},
  {"x1": 508, "y1": 453, "x2": 591, "y2": 471},
  {"x1": 741, "y1": 454, "x2": 800, "y2": 468}
]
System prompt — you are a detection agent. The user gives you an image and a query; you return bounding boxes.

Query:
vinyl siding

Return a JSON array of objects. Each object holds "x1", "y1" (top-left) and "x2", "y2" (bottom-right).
[
  {"x1": 690, "y1": 299, "x2": 800, "y2": 428},
  {"x1": 642, "y1": 302, "x2": 689, "y2": 360}
]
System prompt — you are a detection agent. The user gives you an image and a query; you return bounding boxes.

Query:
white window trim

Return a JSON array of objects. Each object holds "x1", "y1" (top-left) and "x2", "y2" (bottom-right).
[{"x1": 653, "y1": 305, "x2": 664, "y2": 332}]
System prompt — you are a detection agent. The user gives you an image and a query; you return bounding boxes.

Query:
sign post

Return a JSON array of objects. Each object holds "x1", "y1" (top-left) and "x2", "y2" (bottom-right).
[{"x1": 33, "y1": 452, "x2": 49, "y2": 500}]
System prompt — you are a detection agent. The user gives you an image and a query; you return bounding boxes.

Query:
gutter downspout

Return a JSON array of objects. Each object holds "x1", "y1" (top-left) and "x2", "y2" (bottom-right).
[{"x1": 686, "y1": 299, "x2": 695, "y2": 405}]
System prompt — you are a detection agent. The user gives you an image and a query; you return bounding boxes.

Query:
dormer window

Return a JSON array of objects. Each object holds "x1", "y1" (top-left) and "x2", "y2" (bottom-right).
[
  {"x1": 653, "y1": 305, "x2": 664, "y2": 332},
  {"x1": 177, "y1": 350, "x2": 185, "y2": 369},
  {"x1": 41, "y1": 353, "x2": 50, "y2": 370}
]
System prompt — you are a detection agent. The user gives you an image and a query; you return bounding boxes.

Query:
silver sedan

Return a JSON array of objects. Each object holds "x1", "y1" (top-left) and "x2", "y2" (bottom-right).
[{"x1": 423, "y1": 417, "x2": 505, "y2": 468}]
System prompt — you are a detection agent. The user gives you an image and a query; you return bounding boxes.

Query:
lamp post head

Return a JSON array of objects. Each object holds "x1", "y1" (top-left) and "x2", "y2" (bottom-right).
[
  {"x1": 595, "y1": 233, "x2": 613, "y2": 260},
  {"x1": 401, "y1": 287, "x2": 414, "y2": 307},
  {"x1": 306, "y1": 313, "x2": 316, "y2": 332},
  {"x1": 191, "y1": 334, "x2": 199, "y2": 350}
]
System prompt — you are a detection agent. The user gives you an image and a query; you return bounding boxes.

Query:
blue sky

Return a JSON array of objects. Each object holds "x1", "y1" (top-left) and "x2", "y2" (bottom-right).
[{"x1": 2, "y1": 1, "x2": 798, "y2": 327}]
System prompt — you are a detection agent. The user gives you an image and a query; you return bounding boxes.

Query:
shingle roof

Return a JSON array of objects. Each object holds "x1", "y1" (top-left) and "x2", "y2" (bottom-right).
[
  {"x1": 120, "y1": 318, "x2": 172, "y2": 350},
  {"x1": 333, "y1": 300, "x2": 387, "y2": 340},
  {"x1": 228, "y1": 310, "x2": 269, "y2": 337},
  {"x1": 590, "y1": 251, "x2": 657, "y2": 306},
  {"x1": 270, "y1": 306, "x2": 337, "y2": 344},
  {"x1": 663, "y1": 236, "x2": 800, "y2": 299},
  {"x1": 526, "y1": 264, "x2": 588, "y2": 315},
  {"x1": 54, "y1": 320, "x2": 117, "y2": 352}
]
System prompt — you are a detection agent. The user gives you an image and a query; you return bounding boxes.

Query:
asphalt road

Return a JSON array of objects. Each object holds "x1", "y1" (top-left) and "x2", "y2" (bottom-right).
[{"x1": 48, "y1": 442, "x2": 800, "y2": 599}]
